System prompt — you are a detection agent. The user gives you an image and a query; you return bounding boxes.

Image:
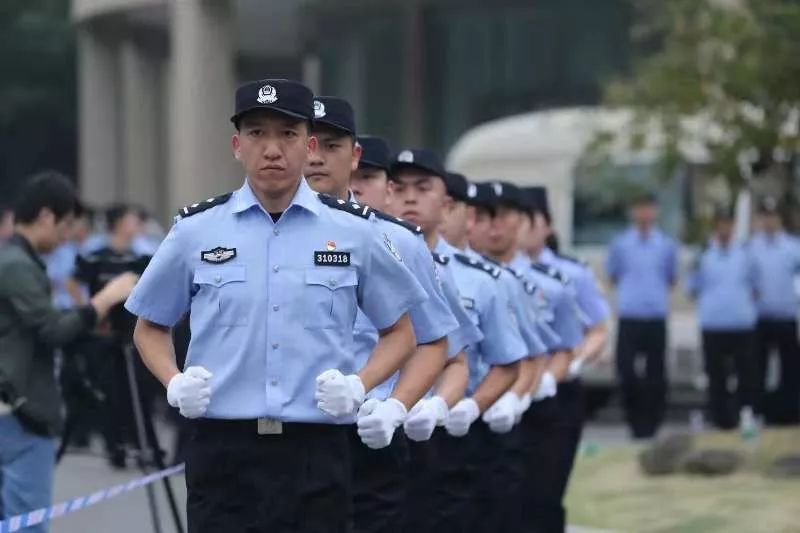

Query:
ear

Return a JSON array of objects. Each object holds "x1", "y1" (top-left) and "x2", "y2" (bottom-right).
[
  {"x1": 231, "y1": 134, "x2": 241, "y2": 161},
  {"x1": 307, "y1": 134, "x2": 318, "y2": 157},
  {"x1": 351, "y1": 142, "x2": 363, "y2": 172}
]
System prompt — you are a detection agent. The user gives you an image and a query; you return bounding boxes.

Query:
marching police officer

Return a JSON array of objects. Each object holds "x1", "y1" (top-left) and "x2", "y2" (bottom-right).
[
  {"x1": 605, "y1": 192, "x2": 678, "y2": 438},
  {"x1": 126, "y1": 79, "x2": 427, "y2": 532},
  {"x1": 687, "y1": 206, "x2": 759, "y2": 429},
  {"x1": 750, "y1": 197, "x2": 800, "y2": 424}
]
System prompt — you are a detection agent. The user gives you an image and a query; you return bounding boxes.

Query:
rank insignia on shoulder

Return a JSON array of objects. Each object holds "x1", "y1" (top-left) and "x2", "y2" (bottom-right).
[
  {"x1": 314, "y1": 251, "x2": 351, "y2": 266},
  {"x1": 454, "y1": 253, "x2": 501, "y2": 279},
  {"x1": 372, "y1": 209, "x2": 423, "y2": 235},
  {"x1": 177, "y1": 192, "x2": 233, "y2": 219},
  {"x1": 201, "y1": 246, "x2": 237, "y2": 264},
  {"x1": 531, "y1": 262, "x2": 568, "y2": 284},
  {"x1": 432, "y1": 252, "x2": 450, "y2": 265},
  {"x1": 317, "y1": 193, "x2": 372, "y2": 220},
  {"x1": 555, "y1": 252, "x2": 588, "y2": 267}
]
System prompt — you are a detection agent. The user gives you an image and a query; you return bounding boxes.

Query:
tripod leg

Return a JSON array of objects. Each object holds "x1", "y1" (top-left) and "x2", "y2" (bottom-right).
[{"x1": 141, "y1": 402, "x2": 186, "y2": 533}]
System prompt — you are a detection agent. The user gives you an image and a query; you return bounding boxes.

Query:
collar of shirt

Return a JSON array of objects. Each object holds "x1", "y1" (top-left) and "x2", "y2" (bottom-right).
[
  {"x1": 231, "y1": 177, "x2": 321, "y2": 218},
  {"x1": 754, "y1": 230, "x2": 787, "y2": 246},
  {"x1": 434, "y1": 235, "x2": 459, "y2": 256},
  {"x1": 627, "y1": 225, "x2": 663, "y2": 244},
  {"x1": 9, "y1": 233, "x2": 47, "y2": 271},
  {"x1": 537, "y1": 247, "x2": 557, "y2": 266}
]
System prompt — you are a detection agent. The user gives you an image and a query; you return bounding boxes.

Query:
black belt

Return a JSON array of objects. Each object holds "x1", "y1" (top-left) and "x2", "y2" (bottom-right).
[{"x1": 192, "y1": 417, "x2": 349, "y2": 437}]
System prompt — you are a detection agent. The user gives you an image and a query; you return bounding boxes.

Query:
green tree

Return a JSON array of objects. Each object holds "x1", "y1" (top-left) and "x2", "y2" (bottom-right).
[{"x1": 597, "y1": 0, "x2": 800, "y2": 229}]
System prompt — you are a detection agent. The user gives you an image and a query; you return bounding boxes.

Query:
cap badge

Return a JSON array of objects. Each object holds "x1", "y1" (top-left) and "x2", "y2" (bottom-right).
[
  {"x1": 314, "y1": 100, "x2": 326, "y2": 118},
  {"x1": 492, "y1": 183, "x2": 503, "y2": 196},
  {"x1": 397, "y1": 150, "x2": 414, "y2": 163},
  {"x1": 467, "y1": 184, "x2": 477, "y2": 198},
  {"x1": 257, "y1": 84, "x2": 278, "y2": 104}
]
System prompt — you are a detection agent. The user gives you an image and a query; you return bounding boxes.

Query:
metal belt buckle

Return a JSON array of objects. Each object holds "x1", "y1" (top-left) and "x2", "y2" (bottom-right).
[{"x1": 257, "y1": 418, "x2": 283, "y2": 435}]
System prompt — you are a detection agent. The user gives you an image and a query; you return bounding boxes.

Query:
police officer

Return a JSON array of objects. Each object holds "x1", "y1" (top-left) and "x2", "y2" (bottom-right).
[
  {"x1": 750, "y1": 197, "x2": 800, "y2": 424},
  {"x1": 387, "y1": 150, "x2": 527, "y2": 533},
  {"x1": 687, "y1": 206, "x2": 759, "y2": 429},
  {"x1": 605, "y1": 192, "x2": 678, "y2": 438},
  {"x1": 301, "y1": 96, "x2": 462, "y2": 532},
  {"x1": 521, "y1": 185, "x2": 610, "y2": 532},
  {"x1": 125, "y1": 79, "x2": 427, "y2": 532}
]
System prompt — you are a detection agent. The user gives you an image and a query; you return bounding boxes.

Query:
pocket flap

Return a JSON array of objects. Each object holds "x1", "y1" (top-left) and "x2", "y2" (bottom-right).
[
  {"x1": 304, "y1": 267, "x2": 358, "y2": 290},
  {"x1": 193, "y1": 265, "x2": 247, "y2": 287}
]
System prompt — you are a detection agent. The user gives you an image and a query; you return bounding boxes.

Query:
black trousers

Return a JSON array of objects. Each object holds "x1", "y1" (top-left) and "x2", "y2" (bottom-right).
[
  {"x1": 552, "y1": 380, "x2": 585, "y2": 526},
  {"x1": 756, "y1": 319, "x2": 800, "y2": 424},
  {"x1": 701, "y1": 329, "x2": 758, "y2": 429},
  {"x1": 520, "y1": 397, "x2": 563, "y2": 533},
  {"x1": 404, "y1": 428, "x2": 475, "y2": 533},
  {"x1": 185, "y1": 420, "x2": 352, "y2": 533},
  {"x1": 616, "y1": 318, "x2": 667, "y2": 438},
  {"x1": 350, "y1": 428, "x2": 409, "y2": 533}
]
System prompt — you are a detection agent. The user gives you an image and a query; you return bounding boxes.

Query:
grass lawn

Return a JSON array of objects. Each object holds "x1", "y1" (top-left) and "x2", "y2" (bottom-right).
[{"x1": 565, "y1": 428, "x2": 800, "y2": 532}]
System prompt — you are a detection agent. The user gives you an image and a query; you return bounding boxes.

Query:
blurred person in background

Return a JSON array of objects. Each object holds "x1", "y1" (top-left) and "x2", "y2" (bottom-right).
[
  {"x1": 687, "y1": 206, "x2": 759, "y2": 429},
  {"x1": 750, "y1": 197, "x2": 800, "y2": 425},
  {"x1": 0, "y1": 172, "x2": 136, "y2": 532},
  {"x1": 605, "y1": 192, "x2": 678, "y2": 439},
  {"x1": 0, "y1": 207, "x2": 13, "y2": 241}
]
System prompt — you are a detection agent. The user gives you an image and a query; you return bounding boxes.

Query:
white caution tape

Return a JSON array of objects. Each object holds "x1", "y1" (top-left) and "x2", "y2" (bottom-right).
[{"x1": 0, "y1": 463, "x2": 185, "y2": 533}]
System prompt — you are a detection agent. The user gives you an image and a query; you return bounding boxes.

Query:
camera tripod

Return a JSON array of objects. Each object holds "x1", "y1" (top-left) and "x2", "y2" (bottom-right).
[{"x1": 57, "y1": 340, "x2": 185, "y2": 533}]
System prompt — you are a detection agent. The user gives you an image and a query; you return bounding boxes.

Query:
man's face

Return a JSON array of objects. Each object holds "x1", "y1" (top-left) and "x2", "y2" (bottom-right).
[
  {"x1": 305, "y1": 126, "x2": 361, "y2": 198},
  {"x1": 440, "y1": 199, "x2": 469, "y2": 246},
  {"x1": 485, "y1": 205, "x2": 523, "y2": 256},
  {"x1": 38, "y1": 209, "x2": 74, "y2": 253},
  {"x1": 714, "y1": 218, "x2": 734, "y2": 242},
  {"x1": 468, "y1": 206, "x2": 492, "y2": 253},
  {"x1": 760, "y1": 213, "x2": 782, "y2": 233},
  {"x1": 350, "y1": 167, "x2": 388, "y2": 209},
  {"x1": 630, "y1": 202, "x2": 658, "y2": 227},
  {"x1": 522, "y1": 212, "x2": 549, "y2": 253},
  {"x1": 114, "y1": 211, "x2": 143, "y2": 243},
  {"x1": 231, "y1": 110, "x2": 315, "y2": 199},
  {"x1": 387, "y1": 169, "x2": 447, "y2": 232},
  {"x1": 0, "y1": 211, "x2": 13, "y2": 241}
]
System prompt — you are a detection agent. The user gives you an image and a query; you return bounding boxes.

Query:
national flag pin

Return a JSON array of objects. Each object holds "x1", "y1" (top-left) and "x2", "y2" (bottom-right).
[{"x1": 326, "y1": 240, "x2": 336, "y2": 251}]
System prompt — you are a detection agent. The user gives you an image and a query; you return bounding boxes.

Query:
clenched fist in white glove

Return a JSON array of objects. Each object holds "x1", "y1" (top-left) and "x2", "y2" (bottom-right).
[
  {"x1": 567, "y1": 357, "x2": 585, "y2": 380},
  {"x1": 532, "y1": 370, "x2": 557, "y2": 402},
  {"x1": 445, "y1": 398, "x2": 480, "y2": 437},
  {"x1": 403, "y1": 396, "x2": 449, "y2": 442},
  {"x1": 356, "y1": 398, "x2": 408, "y2": 449},
  {"x1": 314, "y1": 369, "x2": 365, "y2": 417},
  {"x1": 167, "y1": 366, "x2": 212, "y2": 419},
  {"x1": 515, "y1": 392, "x2": 532, "y2": 424},
  {"x1": 482, "y1": 392, "x2": 519, "y2": 434}
]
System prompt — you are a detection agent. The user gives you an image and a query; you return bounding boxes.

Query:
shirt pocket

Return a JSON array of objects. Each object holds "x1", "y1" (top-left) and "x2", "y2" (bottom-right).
[
  {"x1": 193, "y1": 265, "x2": 248, "y2": 327},
  {"x1": 303, "y1": 267, "x2": 359, "y2": 330}
]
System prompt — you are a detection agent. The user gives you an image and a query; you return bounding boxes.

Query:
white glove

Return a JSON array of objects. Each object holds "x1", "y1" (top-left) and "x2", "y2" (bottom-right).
[
  {"x1": 356, "y1": 398, "x2": 408, "y2": 449},
  {"x1": 568, "y1": 357, "x2": 585, "y2": 379},
  {"x1": 314, "y1": 369, "x2": 365, "y2": 417},
  {"x1": 532, "y1": 371, "x2": 557, "y2": 401},
  {"x1": 445, "y1": 398, "x2": 480, "y2": 437},
  {"x1": 167, "y1": 366, "x2": 213, "y2": 419},
  {"x1": 403, "y1": 396, "x2": 449, "y2": 442},
  {"x1": 515, "y1": 392, "x2": 532, "y2": 424},
  {"x1": 482, "y1": 392, "x2": 519, "y2": 434}
]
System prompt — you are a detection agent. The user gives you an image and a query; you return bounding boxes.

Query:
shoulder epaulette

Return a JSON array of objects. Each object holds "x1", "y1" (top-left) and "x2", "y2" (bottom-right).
[
  {"x1": 432, "y1": 252, "x2": 450, "y2": 265},
  {"x1": 372, "y1": 209, "x2": 423, "y2": 235},
  {"x1": 177, "y1": 193, "x2": 233, "y2": 219},
  {"x1": 454, "y1": 253, "x2": 500, "y2": 279},
  {"x1": 555, "y1": 252, "x2": 588, "y2": 267},
  {"x1": 481, "y1": 254, "x2": 501, "y2": 266},
  {"x1": 531, "y1": 262, "x2": 568, "y2": 284},
  {"x1": 504, "y1": 265, "x2": 523, "y2": 280},
  {"x1": 317, "y1": 193, "x2": 373, "y2": 220}
]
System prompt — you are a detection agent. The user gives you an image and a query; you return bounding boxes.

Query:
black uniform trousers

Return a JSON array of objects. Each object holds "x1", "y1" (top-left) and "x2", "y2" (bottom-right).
[
  {"x1": 701, "y1": 329, "x2": 758, "y2": 429},
  {"x1": 755, "y1": 319, "x2": 800, "y2": 424},
  {"x1": 552, "y1": 379, "x2": 586, "y2": 526},
  {"x1": 519, "y1": 397, "x2": 562, "y2": 533},
  {"x1": 185, "y1": 420, "x2": 352, "y2": 533},
  {"x1": 349, "y1": 428, "x2": 409, "y2": 533},
  {"x1": 616, "y1": 318, "x2": 667, "y2": 438}
]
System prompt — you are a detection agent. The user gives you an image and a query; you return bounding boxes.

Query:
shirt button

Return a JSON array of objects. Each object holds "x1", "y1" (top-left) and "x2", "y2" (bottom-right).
[
  {"x1": 272, "y1": 343, "x2": 279, "y2": 349},
  {"x1": 272, "y1": 305, "x2": 279, "y2": 312},
  {"x1": 270, "y1": 380, "x2": 278, "y2": 387},
  {"x1": 272, "y1": 265, "x2": 279, "y2": 273},
  {"x1": 330, "y1": 279, "x2": 337, "y2": 287},
  {"x1": 273, "y1": 228, "x2": 279, "y2": 236},
  {"x1": 214, "y1": 275, "x2": 221, "y2": 283}
]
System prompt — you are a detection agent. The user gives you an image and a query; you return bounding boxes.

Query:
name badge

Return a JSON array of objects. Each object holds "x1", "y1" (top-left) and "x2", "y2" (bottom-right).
[
  {"x1": 314, "y1": 251, "x2": 351, "y2": 266},
  {"x1": 257, "y1": 418, "x2": 283, "y2": 435}
]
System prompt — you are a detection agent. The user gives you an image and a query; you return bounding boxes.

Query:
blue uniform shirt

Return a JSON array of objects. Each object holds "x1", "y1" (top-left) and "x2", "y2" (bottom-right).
[
  {"x1": 436, "y1": 239, "x2": 528, "y2": 394},
  {"x1": 352, "y1": 214, "x2": 459, "y2": 401},
  {"x1": 749, "y1": 231, "x2": 800, "y2": 320},
  {"x1": 538, "y1": 247, "x2": 610, "y2": 327},
  {"x1": 687, "y1": 239, "x2": 758, "y2": 330},
  {"x1": 605, "y1": 227, "x2": 677, "y2": 319},
  {"x1": 125, "y1": 178, "x2": 427, "y2": 423},
  {"x1": 510, "y1": 252, "x2": 583, "y2": 351},
  {"x1": 44, "y1": 241, "x2": 82, "y2": 310}
]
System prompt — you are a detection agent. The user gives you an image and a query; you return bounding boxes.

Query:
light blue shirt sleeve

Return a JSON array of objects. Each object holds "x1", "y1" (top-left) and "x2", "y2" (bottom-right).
[
  {"x1": 439, "y1": 261, "x2": 483, "y2": 357},
  {"x1": 477, "y1": 279, "x2": 528, "y2": 366},
  {"x1": 499, "y1": 271, "x2": 548, "y2": 356}
]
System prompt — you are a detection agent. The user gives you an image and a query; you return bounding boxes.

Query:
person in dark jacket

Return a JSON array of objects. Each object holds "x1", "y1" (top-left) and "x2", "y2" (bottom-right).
[{"x1": 0, "y1": 171, "x2": 136, "y2": 531}]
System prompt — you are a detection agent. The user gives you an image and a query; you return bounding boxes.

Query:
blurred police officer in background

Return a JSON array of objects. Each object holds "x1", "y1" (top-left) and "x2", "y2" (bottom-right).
[
  {"x1": 750, "y1": 197, "x2": 800, "y2": 425},
  {"x1": 0, "y1": 171, "x2": 136, "y2": 533},
  {"x1": 126, "y1": 79, "x2": 425, "y2": 533},
  {"x1": 302, "y1": 96, "x2": 459, "y2": 533},
  {"x1": 687, "y1": 205, "x2": 759, "y2": 429},
  {"x1": 605, "y1": 192, "x2": 678, "y2": 439},
  {"x1": 0, "y1": 207, "x2": 13, "y2": 241}
]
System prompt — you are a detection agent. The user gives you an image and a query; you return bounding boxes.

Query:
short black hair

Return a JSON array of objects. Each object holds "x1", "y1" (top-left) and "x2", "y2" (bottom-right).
[
  {"x1": 105, "y1": 203, "x2": 138, "y2": 232},
  {"x1": 13, "y1": 170, "x2": 77, "y2": 224}
]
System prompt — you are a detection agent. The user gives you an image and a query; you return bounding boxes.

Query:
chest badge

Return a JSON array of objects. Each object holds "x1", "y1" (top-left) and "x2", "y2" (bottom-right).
[
  {"x1": 201, "y1": 246, "x2": 237, "y2": 264},
  {"x1": 315, "y1": 242, "x2": 351, "y2": 266}
]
